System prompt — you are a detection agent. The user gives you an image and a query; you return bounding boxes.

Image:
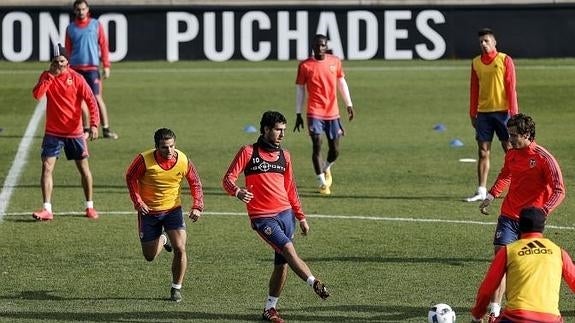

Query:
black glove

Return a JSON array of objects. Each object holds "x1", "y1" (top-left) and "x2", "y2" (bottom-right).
[{"x1": 293, "y1": 113, "x2": 304, "y2": 132}]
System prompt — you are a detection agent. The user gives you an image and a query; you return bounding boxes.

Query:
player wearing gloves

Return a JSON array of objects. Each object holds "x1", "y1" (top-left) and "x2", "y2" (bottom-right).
[{"x1": 294, "y1": 34, "x2": 354, "y2": 195}]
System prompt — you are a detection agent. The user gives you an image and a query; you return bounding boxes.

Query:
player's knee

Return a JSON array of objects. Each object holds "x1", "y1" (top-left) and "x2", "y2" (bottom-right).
[
  {"x1": 173, "y1": 245, "x2": 186, "y2": 255},
  {"x1": 143, "y1": 254, "x2": 155, "y2": 262},
  {"x1": 141, "y1": 245, "x2": 158, "y2": 261}
]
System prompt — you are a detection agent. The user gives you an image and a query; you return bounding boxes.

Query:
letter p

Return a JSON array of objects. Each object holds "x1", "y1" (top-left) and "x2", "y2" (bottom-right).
[{"x1": 166, "y1": 12, "x2": 199, "y2": 62}]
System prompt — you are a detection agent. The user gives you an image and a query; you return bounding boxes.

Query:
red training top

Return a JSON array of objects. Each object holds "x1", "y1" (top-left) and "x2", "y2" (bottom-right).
[
  {"x1": 489, "y1": 141, "x2": 565, "y2": 219},
  {"x1": 222, "y1": 144, "x2": 304, "y2": 221},
  {"x1": 296, "y1": 54, "x2": 344, "y2": 120},
  {"x1": 32, "y1": 68, "x2": 99, "y2": 137}
]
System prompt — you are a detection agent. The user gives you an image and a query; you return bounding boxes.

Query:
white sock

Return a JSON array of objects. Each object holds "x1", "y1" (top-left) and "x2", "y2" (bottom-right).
[
  {"x1": 323, "y1": 162, "x2": 334, "y2": 173},
  {"x1": 306, "y1": 276, "x2": 316, "y2": 287},
  {"x1": 316, "y1": 174, "x2": 326, "y2": 186},
  {"x1": 265, "y1": 295, "x2": 279, "y2": 310},
  {"x1": 160, "y1": 234, "x2": 168, "y2": 246},
  {"x1": 172, "y1": 283, "x2": 182, "y2": 290},
  {"x1": 477, "y1": 187, "x2": 487, "y2": 195},
  {"x1": 489, "y1": 302, "x2": 501, "y2": 316},
  {"x1": 43, "y1": 202, "x2": 52, "y2": 213},
  {"x1": 86, "y1": 201, "x2": 94, "y2": 209}
]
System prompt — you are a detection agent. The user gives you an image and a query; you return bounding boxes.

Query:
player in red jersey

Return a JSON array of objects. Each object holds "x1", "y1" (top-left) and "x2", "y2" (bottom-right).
[
  {"x1": 125, "y1": 128, "x2": 204, "y2": 302},
  {"x1": 478, "y1": 113, "x2": 565, "y2": 321},
  {"x1": 466, "y1": 28, "x2": 519, "y2": 202},
  {"x1": 295, "y1": 34, "x2": 354, "y2": 195},
  {"x1": 471, "y1": 207, "x2": 575, "y2": 323},
  {"x1": 31, "y1": 44, "x2": 100, "y2": 221},
  {"x1": 223, "y1": 111, "x2": 329, "y2": 323}
]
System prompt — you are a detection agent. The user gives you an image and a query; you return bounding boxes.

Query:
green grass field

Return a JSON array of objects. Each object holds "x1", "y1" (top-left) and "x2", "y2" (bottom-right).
[{"x1": 0, "y1": 59, "x2": 574, "y2": 322}]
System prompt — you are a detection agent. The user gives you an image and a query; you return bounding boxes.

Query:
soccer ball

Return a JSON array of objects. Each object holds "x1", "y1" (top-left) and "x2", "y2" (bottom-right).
[{"x1": 428, "y1": 303, "x2": 456, "y2": 323}]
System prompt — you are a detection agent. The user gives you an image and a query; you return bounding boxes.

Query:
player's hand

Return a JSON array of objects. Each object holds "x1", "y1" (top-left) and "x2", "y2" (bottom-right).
[
  {"x1": 49, "y1": 60, "x2": 61, "y2": 76},
  {"x1": 237, "y1": 186, "x2": 254, "y2": 204},
  {"x1": 189, "y1": 209, "x2": 201, "y2": 222},
  {"x1": 88, "y1": 126, "x2": 99, "y2": 141},
  {"x1": 347, "y1": 106, "x2": 354, "y2": 121},
  {"x1": 479, "y1": 200, "x2": 490, "y2": 215},
  {"x1": 471, "y1": 117, "x2": 477, "y2": 129},
  {"x1": 299, "y1": 219, "x2": 310, "y2": 235},
  {"x1": 49, "y1": 61, "x2": 58, "y2": 75},
  {"x1": 479, "y1": 193, "x2": 495, "y2": 215},
  {"x1": 293, "y1": 114, "x2": 304, "y2": 132},
  {"x1": 103, "y1": 67, "x2": 111, "y2": 79},
  {"x1": 137, "y1": 202, "x2": 150, "y2": 215}
]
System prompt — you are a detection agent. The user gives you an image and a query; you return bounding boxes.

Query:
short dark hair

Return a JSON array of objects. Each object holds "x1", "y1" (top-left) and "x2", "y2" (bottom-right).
[
  {"x1": 519, "y1": 207, "x2": 546, "y2": 233},
  {"x1": 73, "y1": 0, "x2": 89, "y2": 8},
  {"x1": 507, "y1": 113, "x2": 536, "y2": 141},
  {"x1": 313, "y1": 34, "x2": 328, "y2": 44},
  {"x1": 260, "y1": 111, "x2": 287, "y2": 134},
  {"x1": 154, "y1": 128, "x2": 176, "y2": 147},
  {"x1": 478, "y1": 28, "x2": 494, "y2": 37}
]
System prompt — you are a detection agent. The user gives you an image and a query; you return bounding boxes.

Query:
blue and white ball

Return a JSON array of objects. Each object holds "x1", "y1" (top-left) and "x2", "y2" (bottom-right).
[{"x1": 428, "y1": 303, "x2": 456, "y2": 323}]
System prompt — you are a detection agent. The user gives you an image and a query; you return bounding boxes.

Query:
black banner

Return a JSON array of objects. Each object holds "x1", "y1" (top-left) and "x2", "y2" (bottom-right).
[{"x1": 1, "y1": 5, "x2": 574, "y2": 62}]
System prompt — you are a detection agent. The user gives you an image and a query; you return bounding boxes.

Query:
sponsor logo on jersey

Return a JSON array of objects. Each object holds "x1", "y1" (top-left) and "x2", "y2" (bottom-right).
[
  {"x1": 518, "y1": 240, "x2": 553, "y2": 256},
  {"x1": 249, "y1": 161, "x2": 286, "y2": 173}
]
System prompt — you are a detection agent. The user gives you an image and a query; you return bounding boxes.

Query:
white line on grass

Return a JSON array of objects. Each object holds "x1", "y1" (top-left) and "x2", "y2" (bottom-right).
[
  {"x1": 4, "y1": 210, "x2": 575, "y2": 230},
  {"x1": 65, "y1": 64, "x2": 575, "y2": 74},
  {"x1": 0, "y1": 98, "x2": 45, "y2": 221},
  {"x1": 2, "y1": 64, "x2": 575, "y2": 75}
]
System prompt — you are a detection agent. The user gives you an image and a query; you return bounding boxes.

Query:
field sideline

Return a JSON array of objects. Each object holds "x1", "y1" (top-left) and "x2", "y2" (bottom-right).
[
  {"x1": 0, "y1": 59, "x2": 574, "y2": 322},
  {"x1": 4, "y1": 210, "x2": 575, "y2": 231}
]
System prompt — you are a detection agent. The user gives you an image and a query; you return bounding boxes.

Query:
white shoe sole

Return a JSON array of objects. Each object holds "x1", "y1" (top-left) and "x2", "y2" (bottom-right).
[{"x1": 465, "y1": 194, "x2": 486, "y2": 202}]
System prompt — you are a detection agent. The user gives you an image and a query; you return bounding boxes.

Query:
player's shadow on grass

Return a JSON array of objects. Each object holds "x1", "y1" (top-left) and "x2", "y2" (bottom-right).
[
  {"x1": 0, "y1": 134, "x2": 43, "y2": 139},
  {"x1": 0, "y1": 307, "x2": 431, "y2": 322},
  {"x1": 0, "y1": 291, "x2": 446, "y2": 322},
  {"x1": 0, "y1": 311, "x2": 257, "y2": 322},
  {"x1": 8, "y1": 184, "x2": 229, "y2": 196},
  {"x1": 298, "y1": 189, "x2": 462, "y2": 201},
  {"x1": 0, "y1": 305, "x2": 467, "y2": 322},
  {"x1": 2, "y1": 296, "x2": 573, "y2": 322},
  {"x1": 5, "y1": 214, "x2": 103, "y2": 222},
  {"x1": 3, "y1": 290, "x2": 65, "y2": 300},
  {"x1": 0, "y1": 290, "x2": 158, "y2": 302},
  {"x1": 287, "y1": 304, "x2": 432, "y2": 321},
  {"x1": 304, "y1": 255, "x2": 491, "y2": 266}
]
